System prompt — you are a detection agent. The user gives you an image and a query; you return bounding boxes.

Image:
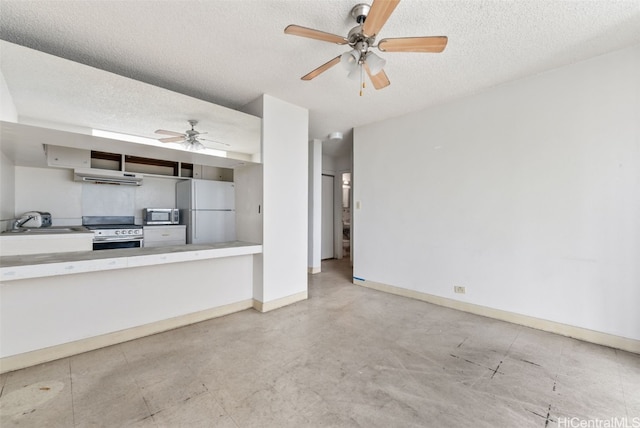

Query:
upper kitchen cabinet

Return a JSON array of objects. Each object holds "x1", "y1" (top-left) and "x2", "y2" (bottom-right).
[
  {"x1": 0, "y1": 40, "x2": 262, "y2": 166},
  {"x1": 46, "y1": 146, "x2": 90, "y2": 169}
]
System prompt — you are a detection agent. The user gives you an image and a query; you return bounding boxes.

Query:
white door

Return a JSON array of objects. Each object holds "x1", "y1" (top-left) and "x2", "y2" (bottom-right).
[{"x1": 321, "y1": 174, "x2": 334, "y2": 260}]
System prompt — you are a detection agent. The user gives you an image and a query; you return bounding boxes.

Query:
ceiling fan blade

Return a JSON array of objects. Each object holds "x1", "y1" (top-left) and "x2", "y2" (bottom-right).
[
  {"x1": 365, "y1": 64, "x2": 391, "y2": 90},
  {"x1": 159, "y1": 136, "x2": 185, "y2": 143},
  {"x1": 285, "y1": 25, "x2": 348, "y2": 45},
  {"x1": 362, "y1": 0, "x2": 400, "y2": 37},
  {"x1": 301, "y1": 56, "x2": 341, "y2": 81},
  {"x1": 378, "y1": 36, "x2": 448, "y2": 53},
  {"x1": 155, "y1": 129, "x2": 184, "y2": 137},
  {"x1": 200, "y1": 138, "x2": 231, "y2": 147}
]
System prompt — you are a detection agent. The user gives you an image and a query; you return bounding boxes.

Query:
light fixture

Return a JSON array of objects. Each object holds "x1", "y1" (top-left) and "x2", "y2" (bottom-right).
[
  {"x1": 365, "y1": 52, "x2": 386, "y2": 76},
  {"x1": 339, "y1": 40, "x2": 386, "y2": 96},
  {"x1": 347, "y1": 65, "x2": 362, "y2": 81},
  {"x1": 182, "y1": 139, "x2": 205, "y2": 151},
  {"x1": 328, "y1": 131, "x2": 343, "y2": 141},
  {"x1": 340, "y1": 49, "x2": 360, "y2": 71}
]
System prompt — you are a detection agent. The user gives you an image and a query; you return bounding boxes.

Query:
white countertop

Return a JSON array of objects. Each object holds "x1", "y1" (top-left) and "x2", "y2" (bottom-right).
[
  {"x1": 0, "y1": 226, "x2": 93, "y2": 239},
  {"x1": 0, "y1": 241, "x2": 262, "y2": 282}
]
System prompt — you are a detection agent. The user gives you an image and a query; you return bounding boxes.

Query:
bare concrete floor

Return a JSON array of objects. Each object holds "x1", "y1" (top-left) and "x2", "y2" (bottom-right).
[{"x1": 1, "y1": 258, "x2": 638, "y2": 427}]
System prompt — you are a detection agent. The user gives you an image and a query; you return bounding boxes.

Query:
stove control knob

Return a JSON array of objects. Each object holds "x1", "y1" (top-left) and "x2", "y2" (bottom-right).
[{"x1": 115, "y1": 230, "x2": 120, "y2": 235}]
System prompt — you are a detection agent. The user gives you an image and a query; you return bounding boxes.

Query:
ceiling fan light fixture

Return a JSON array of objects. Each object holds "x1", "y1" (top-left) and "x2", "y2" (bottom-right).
[
  {"x1": 347, "y1": 64, "x2": 362, "y2": 81},
  {"x1": 191, "y1": 140, "x2": 205, "y2": 151},
  {"x1": 365, "y1": 51, "x2": 386, "y2": 75},
  {"x1": 180, "y1": 139, "x2": 205, "y2": 151},
  {"x1": 340, "y1": 49, "x2": 360, "y2": 71}
]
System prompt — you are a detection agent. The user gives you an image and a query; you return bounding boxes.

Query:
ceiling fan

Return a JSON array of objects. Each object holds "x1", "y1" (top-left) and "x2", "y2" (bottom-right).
[
  {"x1": 284, "y1": 0, "x2": 447, "y2": 95},
  {"x1": 155, "y1": 120, "x2": 230, "y2": 151}
]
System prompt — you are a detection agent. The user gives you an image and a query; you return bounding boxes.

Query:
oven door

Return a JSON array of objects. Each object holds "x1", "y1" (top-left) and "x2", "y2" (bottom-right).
[{"x1": 93, "y1": 238, "x2": 143, "y2": 251}]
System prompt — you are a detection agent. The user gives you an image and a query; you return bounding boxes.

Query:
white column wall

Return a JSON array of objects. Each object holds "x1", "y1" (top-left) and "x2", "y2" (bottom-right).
[
  {"x1": 353, "y1": 46, "x2": 640, "y2": 340},
  {"x1": 244, "y1": 95, "x2": 308, "y2": 305},
  {"x1": 308, "y1": 139, "x2": 322, "y2": 273}
]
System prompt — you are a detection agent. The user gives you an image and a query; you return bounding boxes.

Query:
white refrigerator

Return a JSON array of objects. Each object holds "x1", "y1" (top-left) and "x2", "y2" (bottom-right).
[{"x1": 176, "y1": 179, "x2": 236, "y2": 244}]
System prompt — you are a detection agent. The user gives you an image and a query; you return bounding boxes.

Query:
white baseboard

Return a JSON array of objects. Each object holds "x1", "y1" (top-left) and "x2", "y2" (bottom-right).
[
  {"x1": 0, "y1": 299, "x2": 254, "y2": 374},
  {"x1": 354, "y1": 278, "x2": 640, "y2": 355},
  {"x1": 308, "y1": 267, "x2": 321, "y2": 274},
  {"x1": 253, "y1": 290, "x2": 308, "y2": 313}
]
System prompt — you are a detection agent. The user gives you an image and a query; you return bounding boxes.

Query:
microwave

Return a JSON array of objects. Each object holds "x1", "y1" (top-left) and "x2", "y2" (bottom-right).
[{"x1": 142, "y1": 208, "x2": 179, "y2": 225}]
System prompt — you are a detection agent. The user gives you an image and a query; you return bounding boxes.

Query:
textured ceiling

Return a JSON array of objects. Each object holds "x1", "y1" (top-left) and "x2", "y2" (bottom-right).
[
  {"x1": 1, "y1": 0, "x2": 639, "y2": 158},
  {"x1": 0, "y1": 40, "x2": 262, "y2": 158}
]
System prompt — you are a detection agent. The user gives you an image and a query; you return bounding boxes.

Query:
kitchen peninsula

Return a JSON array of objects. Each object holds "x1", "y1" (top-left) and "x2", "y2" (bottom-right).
[
  {"x1": 0, "y1": 241, "x2": 262, "y2": 373},
  {"x1": 1, "y1": 38, "x2": 309, "y2": 376}
]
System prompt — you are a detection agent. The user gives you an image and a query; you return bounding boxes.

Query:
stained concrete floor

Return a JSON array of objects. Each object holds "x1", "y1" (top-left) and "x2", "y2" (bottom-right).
[{"x1": 1, "y1": 258, "x2": 638, "y2": 427}]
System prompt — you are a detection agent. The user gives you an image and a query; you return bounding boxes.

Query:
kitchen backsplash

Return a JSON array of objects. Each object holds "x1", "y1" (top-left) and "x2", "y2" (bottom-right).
[
  {"x1": 13, "y1": 165, "x2": 180, "y2": 226},
  {"x1": 82, "y1": 182, "x2": 135, "y2": 217}
]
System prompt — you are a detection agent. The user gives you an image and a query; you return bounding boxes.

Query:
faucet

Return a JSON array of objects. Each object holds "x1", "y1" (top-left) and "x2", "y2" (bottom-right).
[{"x1": 12, "y1": 215, "x2": 35, "y2": 230}]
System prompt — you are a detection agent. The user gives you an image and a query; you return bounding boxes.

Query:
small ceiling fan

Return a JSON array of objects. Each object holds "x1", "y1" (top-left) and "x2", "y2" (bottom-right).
[
  {"x1": 155, "y1": 120, "x2": 230, "y2": 151},
  {"x1": 285, "y1": 0, "x2": 447, "y2": 95}
]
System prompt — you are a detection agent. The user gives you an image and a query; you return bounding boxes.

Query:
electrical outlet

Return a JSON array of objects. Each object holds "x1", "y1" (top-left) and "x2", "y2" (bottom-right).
[{"x1": 454, "y1": 286, "x2": 466, "y2": 294}]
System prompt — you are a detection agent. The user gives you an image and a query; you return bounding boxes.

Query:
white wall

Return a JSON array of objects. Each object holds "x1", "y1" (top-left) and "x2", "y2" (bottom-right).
[
  {"x1": 235, "y1": 163, "x2": 263, "y2": 244},
  {"x1": 0, "y1": 70, "x2": 18, "y2": 122},
  {"x1": 0, "y1": 71, "x2": 18, "y2": 231},
  {"x1": 244, "y1": 95, "x2": 308, "y2": 304},
  {"x1": 0, "y1": 152, "x2": 16, "y2": 229},
  {"x1": 1, "y1": 255, "x2": 253, "y2": 357},
  {"x1": 354, "y1": 46, "x2": 640, "y2": 341},
  {"x1": 15, "y1": 167, "x2": 83, "y2": 225},
  {"x1": 322, "y1": 154, "x2": 335, "y2": 175}
]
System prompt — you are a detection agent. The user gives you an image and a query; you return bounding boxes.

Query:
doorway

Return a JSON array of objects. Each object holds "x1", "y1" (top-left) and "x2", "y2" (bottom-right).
[
  {"x1": 341, "y1": 172, "x2": 351, "y2": 259},
  {"x1": 321, "y1": 174, "x2": 334, "y2": 260}
]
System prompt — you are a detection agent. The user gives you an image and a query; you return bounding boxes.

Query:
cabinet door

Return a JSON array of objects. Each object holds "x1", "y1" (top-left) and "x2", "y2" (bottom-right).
[
  {"x1": 46, "y1": 146, "x2": 90, "y2": 168},
  {"x1": 143, "y1": 226, "x2": 186, "y2": 246}
]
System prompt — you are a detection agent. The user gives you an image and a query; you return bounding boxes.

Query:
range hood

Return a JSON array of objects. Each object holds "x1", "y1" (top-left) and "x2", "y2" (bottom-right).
[{"x1": 74, "y1": 168, "x2": 143, "y2": 186}]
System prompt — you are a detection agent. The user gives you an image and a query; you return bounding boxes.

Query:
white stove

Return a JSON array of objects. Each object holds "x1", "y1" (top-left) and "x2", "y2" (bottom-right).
[{"x1": 82, "y1": 216, "x2": 143, "y2": 250}]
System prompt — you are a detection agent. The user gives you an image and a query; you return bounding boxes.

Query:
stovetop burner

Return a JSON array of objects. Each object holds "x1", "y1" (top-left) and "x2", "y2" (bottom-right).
[
  {"x1": 82, "y1": 216, "x2": 139, "y2": 228},
  {"x1": 82, "y1": 216, "x2": 143, "y2": 240}
]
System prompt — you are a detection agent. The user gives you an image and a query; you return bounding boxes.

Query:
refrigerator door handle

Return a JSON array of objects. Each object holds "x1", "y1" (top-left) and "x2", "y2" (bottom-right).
[
  {"x1": 193, "y1": 181, "x2": 197, "y2": 211},
  {"x1": 192, "y1": 182, "x2": 197, "y2": 240}
]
